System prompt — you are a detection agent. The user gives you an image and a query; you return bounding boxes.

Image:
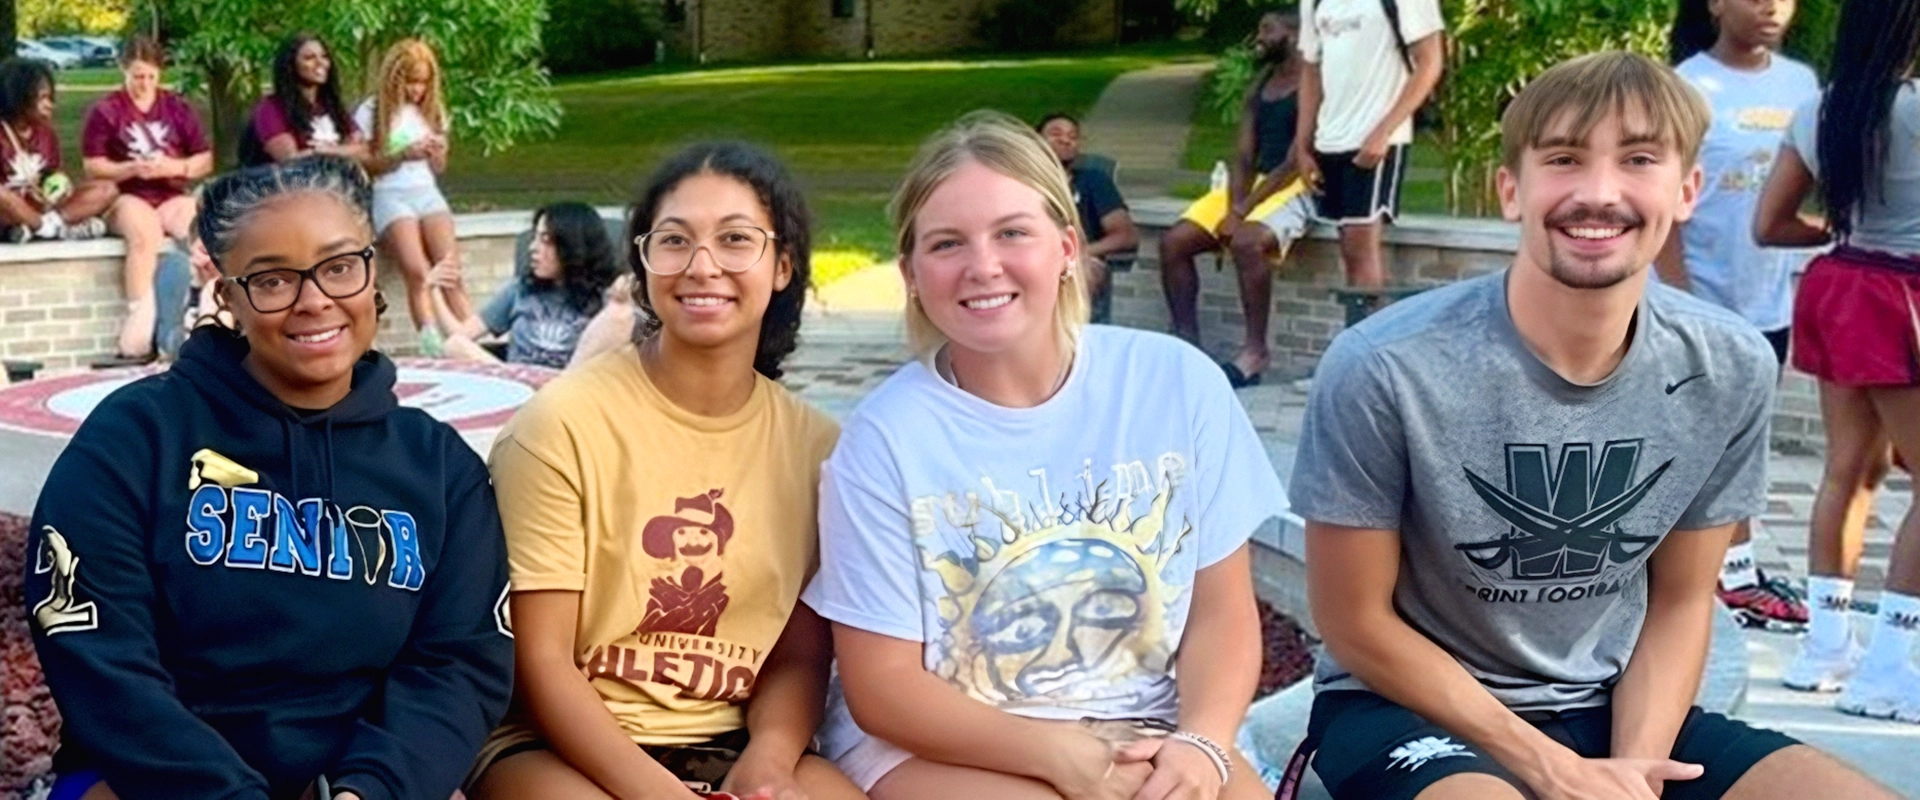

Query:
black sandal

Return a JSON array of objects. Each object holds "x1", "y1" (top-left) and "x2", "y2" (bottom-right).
[{"x1": 1221, "y1": 361, "x2": 1262, "y2": 388}]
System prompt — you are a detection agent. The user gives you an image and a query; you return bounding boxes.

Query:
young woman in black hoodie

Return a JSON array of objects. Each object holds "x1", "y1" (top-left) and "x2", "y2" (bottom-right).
[{"x1": 25, "y1": 155, "x2": 513, "y2": 800}]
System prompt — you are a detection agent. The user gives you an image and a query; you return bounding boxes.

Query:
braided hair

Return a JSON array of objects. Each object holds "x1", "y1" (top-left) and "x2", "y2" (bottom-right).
[
  {"x1": 1818, "y1": 0, "x2": 1920, "y2": 240},
  {"x1": 197, "y1": 155, "x2": 374, "y2": 267}
]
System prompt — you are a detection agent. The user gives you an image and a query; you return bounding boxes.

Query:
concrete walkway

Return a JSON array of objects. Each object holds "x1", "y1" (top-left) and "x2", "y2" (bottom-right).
[{"x1": 1079, "y1": 61, "x2": 1212, "y2": 196}]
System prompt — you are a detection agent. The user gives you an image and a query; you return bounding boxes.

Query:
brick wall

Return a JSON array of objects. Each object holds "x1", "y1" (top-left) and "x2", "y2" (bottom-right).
[
  {"x1": 691, "y1": 0, "x2": 797, "y2": 61},
  {"x1": 789, "y1": 0, "x2": 869, "y2": 58},
  {"x1": 871, "y1": 0, "x2": 987, "y2": 56},
  {"x1": 1120, "y1": 207, "x2": 1827, "y2": 452},
  {"x1": 0, "y1": 213, "x2": 533, "y2": 375},
  {"x1": 660, "y1": 0, "x2": 1117, "y2": 61}
]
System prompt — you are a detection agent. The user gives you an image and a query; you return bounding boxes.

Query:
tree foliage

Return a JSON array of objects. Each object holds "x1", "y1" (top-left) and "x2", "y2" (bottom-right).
[
  {"x1": 148, "y1": 0, "x2": 560, "y2": 159},
  {"x1": 23, "y1": 0, "x2": 128, "y2": 36}
]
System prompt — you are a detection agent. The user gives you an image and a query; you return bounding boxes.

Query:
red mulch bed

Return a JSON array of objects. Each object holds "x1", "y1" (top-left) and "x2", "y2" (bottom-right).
[
  {"x1": 2, "y1": 512, "x2": 58, "y2": 799},
  {"x1": 0, "y1": 510, "x2": 1316, "y2": 796},
  {"x1": 1258, "y1": 599, "x2": 1315, "y2": 698}
]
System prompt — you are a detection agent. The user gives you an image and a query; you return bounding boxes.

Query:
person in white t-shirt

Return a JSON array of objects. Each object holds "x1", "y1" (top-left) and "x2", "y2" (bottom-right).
[
  {"x1": 1294, "y1": 0, "x2": 1444, "y2": 289},
  {"x1": 353, "y1": 38, "x2": 471, "y2": 355},
  {"x1": 1659, "y1": 0, "x2": 1823, "y2": 634},
  {"x1": 802, "y1": 111, "x2": 1288, "y2": 800}
]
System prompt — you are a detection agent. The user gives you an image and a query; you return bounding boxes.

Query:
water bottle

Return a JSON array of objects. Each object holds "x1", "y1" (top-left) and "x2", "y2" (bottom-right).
[{"x1": 1211, "y1": 160, "x2": 1230, "y2": 194}]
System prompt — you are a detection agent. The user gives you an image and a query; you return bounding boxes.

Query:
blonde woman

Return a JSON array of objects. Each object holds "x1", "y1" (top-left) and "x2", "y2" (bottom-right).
[
  {"x1": 802, "y1": 111, "x2": 1285, "y2": 800},
  {"x1": 353, "y1": 38, "x2": 469, "y2": 352}
]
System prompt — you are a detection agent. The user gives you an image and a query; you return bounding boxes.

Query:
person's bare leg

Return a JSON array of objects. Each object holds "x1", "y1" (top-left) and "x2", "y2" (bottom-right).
[
  {"x1": 1722, "y1": 744, "x2": 1897, "y2": 800},
  {"x1": 1158, "y1": 221, "x2": 1217, "y2": 346},
  {"x1": 790, "y1": 753, "x2": 868, "y2": 800},
  {"x1": 380, "y1": 217, "x2": 435, "y2": 331},
  {"x1": 1227, "y1": 224, "x2": 1281, "y2": 378},
  {"x1": 157, "y1": 194, "x2": 198, "y2": 243},
  {"x1": 421, "y1": 212, "x2": 473, "y2": 321},
  {"x1": 1338, "y1": 220, "x2": 1386, "y2": 289},
  {"x1": 1866, "y1": 385, "x2": 1920, "y2": 597},
  {"x1": 444, "y1": 333, "x2": 503, "y2": 363},
  {"x1": 108, "y1": 195, "x2": 164, "y2": 357},
  {"x1": 1412, "y1": 773, "x2": 1528, "y2": 800},
  {"x1": 870, "y1": 757, "x2": 1150, "y2": 800},
  {"x1": 59, "y1": 180, "x2": 120, "y2": 224},
  {"x1": 0, "y1": 188, "x2": 42, "y2": 228},
  {"x1": 1809, "y1": 384, "x2": 1888, "y2": 580},
  {"x1": 468, "y1": 748, "x2": 614, "y2": 800}
]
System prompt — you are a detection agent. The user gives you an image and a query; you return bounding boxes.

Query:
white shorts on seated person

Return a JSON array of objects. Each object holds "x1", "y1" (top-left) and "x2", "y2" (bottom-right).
[
  {"x1": 800, "y1": 325, "x2": 1289, "y2": 790},
  {"x1": 372, "y1": 183, "x2": 451, "y2": 235}
]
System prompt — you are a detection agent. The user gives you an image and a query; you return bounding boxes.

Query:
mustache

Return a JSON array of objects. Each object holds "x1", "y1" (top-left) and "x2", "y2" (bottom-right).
[{"x1": 1544, "y1": 206, "x2": 1643, "y2": 229}]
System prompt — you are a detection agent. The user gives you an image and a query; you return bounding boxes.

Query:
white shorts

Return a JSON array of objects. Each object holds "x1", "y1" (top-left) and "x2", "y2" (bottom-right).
[
  {"x1": 372, "y1": 183, "x2": 451, "y2": 235},
  {"x1": 832, "y1": 733, "x2": 915, "y2": 792}
]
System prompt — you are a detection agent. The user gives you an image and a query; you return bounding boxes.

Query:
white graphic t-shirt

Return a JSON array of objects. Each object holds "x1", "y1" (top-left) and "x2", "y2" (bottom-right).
[
  {"x1": 1298, "y1": 0, "x2": 1443, "y2": 152},
  {"x1": 353, "y1": 100, "x2": 437, "y2": 192},
  {"x1": 802, "y1": 326, "x2": 1288, "y2": 760},
  {"x1": 1675, "y1": 52, "x2": 1821, "y2": 332}
]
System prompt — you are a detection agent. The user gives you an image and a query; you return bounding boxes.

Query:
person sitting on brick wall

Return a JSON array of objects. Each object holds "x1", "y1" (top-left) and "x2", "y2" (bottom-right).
[
  {"x1": 0, "y1": 58, "x2": 116, "y2": 244},
  {"x1": 81, "y1": 35, "x2": 214, "y2": 365},
  {"x1": 1036, "y1": 112, "x2": 1137, "y2": 326},
  {"x1": 1158, "y1": 10, "x2": 1315, "y2": 388}
]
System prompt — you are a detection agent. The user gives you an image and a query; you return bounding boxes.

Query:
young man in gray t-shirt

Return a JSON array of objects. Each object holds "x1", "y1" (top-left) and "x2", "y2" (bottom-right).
[{"x1": 1287, "y1": 52, "x2": 1893, "y2": 800}]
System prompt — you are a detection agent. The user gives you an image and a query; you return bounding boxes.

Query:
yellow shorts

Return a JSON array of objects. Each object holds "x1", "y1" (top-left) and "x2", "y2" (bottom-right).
[{"x1": 1179, "y1": 176, "x2": 1312, "y2": 238}]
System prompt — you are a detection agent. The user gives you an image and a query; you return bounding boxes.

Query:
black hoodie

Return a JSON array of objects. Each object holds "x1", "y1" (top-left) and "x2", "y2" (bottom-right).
[{"x1": 24, "y1": 329, "x2": 513, "y2": 800}]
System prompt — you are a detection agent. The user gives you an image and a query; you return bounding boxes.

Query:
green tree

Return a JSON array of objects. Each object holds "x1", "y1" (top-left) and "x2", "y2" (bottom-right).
[
  {"x1": 146, "y1": 0, "x2": 560, "y2": 165},
  {"x1": 22, "y1": 0, "x2": 126, "y2": 36}
]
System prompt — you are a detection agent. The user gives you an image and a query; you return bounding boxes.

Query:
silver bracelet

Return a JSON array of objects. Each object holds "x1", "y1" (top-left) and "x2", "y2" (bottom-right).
[{"x1": 1167, "y1": 730, "x2": 1232, "y2": 785}]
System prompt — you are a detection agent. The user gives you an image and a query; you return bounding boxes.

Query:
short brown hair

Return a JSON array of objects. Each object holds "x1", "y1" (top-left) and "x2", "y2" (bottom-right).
[
  {"x1": 1500, "y1": 51, "x2": 1709, "y2": 171},
  {"x1": 121, "y1": 34, "x2": 166, "y2": 68}
]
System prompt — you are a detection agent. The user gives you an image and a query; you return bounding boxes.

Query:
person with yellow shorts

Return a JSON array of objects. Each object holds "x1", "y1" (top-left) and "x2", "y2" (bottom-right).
[{"x1": 1160, "y1": 10, "x2": 1312, "y2": 387}]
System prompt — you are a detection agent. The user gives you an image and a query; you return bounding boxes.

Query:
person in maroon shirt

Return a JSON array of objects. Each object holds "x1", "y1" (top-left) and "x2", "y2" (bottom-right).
[
  {"x1": 82, "y1": 36, "x2": 214, "y2": 362},
  {"x1": 0, "y1": 58, "x2": 116, "y2": 244},
  {"x1": 238, "y1": 33, "x2": 367, "y2": 168}
]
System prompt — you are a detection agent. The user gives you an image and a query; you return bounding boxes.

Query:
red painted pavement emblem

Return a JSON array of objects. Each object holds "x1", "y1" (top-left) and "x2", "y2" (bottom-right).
[{"x1": 0, "y1": 359, "x2": 557, "y2": 438}]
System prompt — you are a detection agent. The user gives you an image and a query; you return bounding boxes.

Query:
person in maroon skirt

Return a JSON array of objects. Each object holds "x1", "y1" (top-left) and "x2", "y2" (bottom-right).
[
  {"x1": 82, "y1": 35, "x2": 213, "y2": 363},
  {"x1": 1755, "y1": 0, "x2": 1920, "y2": 724}
]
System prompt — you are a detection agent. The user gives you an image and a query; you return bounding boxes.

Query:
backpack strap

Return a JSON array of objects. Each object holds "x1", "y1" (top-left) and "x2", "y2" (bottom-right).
[{"x1": 1379, "y1": 0, "x2": 1415, "y2": 73}]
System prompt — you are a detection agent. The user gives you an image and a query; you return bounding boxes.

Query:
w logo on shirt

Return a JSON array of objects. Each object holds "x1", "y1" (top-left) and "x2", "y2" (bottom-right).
[{"x1": 1457, "y1": 440, "x2": 1672, "y2": 581}]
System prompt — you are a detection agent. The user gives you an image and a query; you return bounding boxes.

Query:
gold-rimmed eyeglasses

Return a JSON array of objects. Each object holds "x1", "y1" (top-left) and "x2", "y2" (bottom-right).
[{"x1": 634, "y1": 226, "x2": 777, "y2": 276}]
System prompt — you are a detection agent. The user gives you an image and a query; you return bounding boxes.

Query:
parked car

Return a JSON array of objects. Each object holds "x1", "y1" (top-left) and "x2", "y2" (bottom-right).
[
  {"x1": 17, "y1": 40, "x2": 81, "y2": 70},
  {"x1": 41, "y1": 36, "x2": 116, "y2": 67}
]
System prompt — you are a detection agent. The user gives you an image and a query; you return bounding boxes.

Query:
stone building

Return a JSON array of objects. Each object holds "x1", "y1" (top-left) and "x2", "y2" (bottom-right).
[{"x1": 660, "y1": 0, "x2": 1122, "y2": 61}]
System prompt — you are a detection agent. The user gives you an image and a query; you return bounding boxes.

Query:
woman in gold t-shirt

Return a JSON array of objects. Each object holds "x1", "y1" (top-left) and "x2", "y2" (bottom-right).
[{"x1": 469, "y1": 142, "x2": 862, "y2": 800}]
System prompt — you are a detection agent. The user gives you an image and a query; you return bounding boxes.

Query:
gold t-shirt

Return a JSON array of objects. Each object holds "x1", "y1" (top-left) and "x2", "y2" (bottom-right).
[{"x1": 488, "y1": 345, "x2": 838, "y2": 744}]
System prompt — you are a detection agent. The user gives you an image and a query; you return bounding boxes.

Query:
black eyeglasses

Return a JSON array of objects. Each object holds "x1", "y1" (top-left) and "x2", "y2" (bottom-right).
[{"x1": 222, "y1": 247, "x2": 375, "y2": 313}]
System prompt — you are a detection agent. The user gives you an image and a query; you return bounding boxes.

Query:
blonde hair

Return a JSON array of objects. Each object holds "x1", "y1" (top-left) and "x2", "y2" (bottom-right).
[
  {"x1": 373, "y1": 39, "x2": 449, "y2": 154},
  {"x1": 891, "y1": 110, "x2": 1090, "y2": 361},
  {"x1": 1501, "y1": 51, "x2": 1710, "y2": 171}
]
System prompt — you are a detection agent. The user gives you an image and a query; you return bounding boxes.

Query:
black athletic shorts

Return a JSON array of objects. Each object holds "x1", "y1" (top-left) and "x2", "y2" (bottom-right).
[
  {"x1": 1305, "y1": 690, "x2": 1799, "y2": 800},
  {"x1": 1764, "y1": 326, "x2": 1791, "y2": 369},
  {"x1": 1313, "y1": 145, "x2": 1408, "y2": 224}
]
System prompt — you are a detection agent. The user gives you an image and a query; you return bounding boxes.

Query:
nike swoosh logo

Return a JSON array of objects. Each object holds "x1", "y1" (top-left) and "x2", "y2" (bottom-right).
[{"x1": 1665, "y1": 373, "x2": 1706, "y2": 394}]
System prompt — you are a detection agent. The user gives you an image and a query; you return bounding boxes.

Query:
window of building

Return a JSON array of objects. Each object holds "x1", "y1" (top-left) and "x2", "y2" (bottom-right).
[{"x1": 831, "y1": 0, "x2": 856, "y2": 19}]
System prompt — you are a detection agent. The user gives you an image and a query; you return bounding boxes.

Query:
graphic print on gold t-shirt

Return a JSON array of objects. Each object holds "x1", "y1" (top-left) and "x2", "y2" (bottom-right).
[
  {"x1": 579, "y1": 488, "x2": 766, "y2": 705},
  {"x1": 639, "y1": 489, "x2": 733, "y2": 637}
]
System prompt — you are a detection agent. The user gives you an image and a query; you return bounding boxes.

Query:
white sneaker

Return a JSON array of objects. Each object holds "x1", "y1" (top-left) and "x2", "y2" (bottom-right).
[
  {"x1": 60, "y1": 218, "x2": 107, "y2": 241},
  {"x1": 1783, "y1": 639, "x2": 1864, "y2": 692},
  {"x1": 1837, "y1": 664, "x2": 1920, "y2": 723}
]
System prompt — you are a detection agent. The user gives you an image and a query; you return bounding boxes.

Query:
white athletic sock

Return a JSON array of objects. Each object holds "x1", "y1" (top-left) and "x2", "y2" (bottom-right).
[
  {"x1": 34, "y1": 211, "x2": 62, "y2": 239},
  {"x1": 1721, "y1": 541, "x2": 1759, "y2": 590},
  {"x1": 1808, "y1": 575, "x2": 1856, "y2": 653},
  {"x1": 1860, "y1": 591, "x2": 1920, "y2": 677}
]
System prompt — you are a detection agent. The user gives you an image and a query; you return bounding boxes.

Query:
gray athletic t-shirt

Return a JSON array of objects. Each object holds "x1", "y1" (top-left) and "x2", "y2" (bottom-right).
[
  {"x1": 1785, "y1": 81, "x2": 1920, "y2": 256},
  {"x1": 1289, "y1": 271, "x2": 1775, "y2": 713}
]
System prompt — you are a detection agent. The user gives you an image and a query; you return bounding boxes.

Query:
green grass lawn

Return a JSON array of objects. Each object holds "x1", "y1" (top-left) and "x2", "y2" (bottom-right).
[
  {"x1": 51, "y1": 51, "x2": 1177, "y2": 287},
  {"x1": 1179, "y1": 82, "x2": 1456, "y2": 216}
]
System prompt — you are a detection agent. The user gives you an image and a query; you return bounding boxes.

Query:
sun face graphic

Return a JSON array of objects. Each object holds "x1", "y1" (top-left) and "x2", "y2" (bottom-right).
[{"x1": 913, "y1": 476, "x2": 1193, "y2": 709}]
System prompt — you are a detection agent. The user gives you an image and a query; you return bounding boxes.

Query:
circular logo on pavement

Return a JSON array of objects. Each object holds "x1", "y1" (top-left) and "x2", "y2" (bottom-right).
[{"x1": 0, "y1": 359, "x2": 556, "y2": 438}]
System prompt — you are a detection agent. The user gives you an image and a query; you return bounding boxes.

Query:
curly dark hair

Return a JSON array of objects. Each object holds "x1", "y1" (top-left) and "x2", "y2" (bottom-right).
[
  {"x1": 239, "y1": 33, "x2": 353, "y2": 167},
  {"x1": 527, "y1": 201, "x2": 620, "y2": 317},
  {"x1": 627, "y1": 141, "x2": 811, "y2": 380},
  {"x1": 0, "y1": 58, "x2": 54, "y2": 125}
]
